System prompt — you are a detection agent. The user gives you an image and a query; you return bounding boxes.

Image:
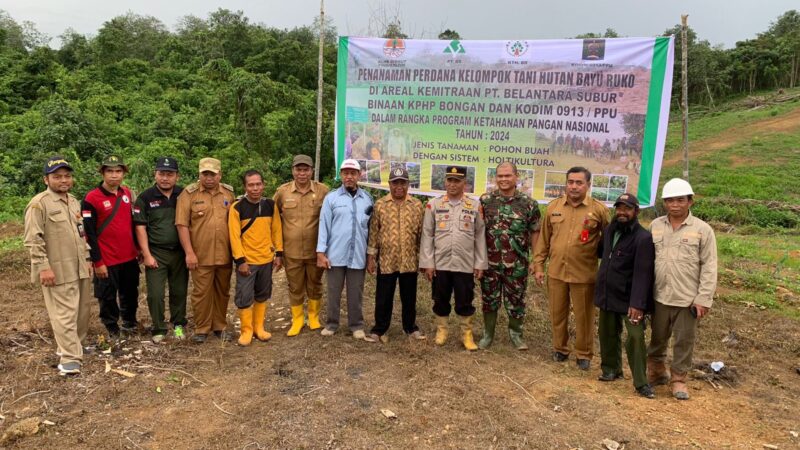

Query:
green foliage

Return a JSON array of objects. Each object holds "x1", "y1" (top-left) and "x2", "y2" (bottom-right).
[{"x1": 0, "y1": 8, "x2": 338, "y2": 218}]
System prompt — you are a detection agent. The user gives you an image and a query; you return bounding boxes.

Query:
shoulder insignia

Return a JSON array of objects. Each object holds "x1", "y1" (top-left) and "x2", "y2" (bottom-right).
[
  {"x1": 185, "y1": 182, "x2": 200, "y2": 193},
  {"x1": 221, "y1": 183, "x2": 235, "y2": 192}
]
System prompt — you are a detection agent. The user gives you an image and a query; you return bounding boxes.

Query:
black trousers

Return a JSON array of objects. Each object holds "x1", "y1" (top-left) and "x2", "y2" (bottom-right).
[
  {"x1": 93, "y1": 259, "x2": 140, "y2": 332},
  {"x1": 371, "y1": 271, "x2": 419, "y2": 335},
  {"x1": 432, "y1": 270, "x2": 475, "y2": 317}
]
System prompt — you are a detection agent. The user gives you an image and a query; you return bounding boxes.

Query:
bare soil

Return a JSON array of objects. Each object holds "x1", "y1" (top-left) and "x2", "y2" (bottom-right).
[
  {"x1": 1, "y1": 232, "x2": 799, "y2": 449},
  {"x1": 662, "y1": 107, "x2": 800, "y2": 168}
]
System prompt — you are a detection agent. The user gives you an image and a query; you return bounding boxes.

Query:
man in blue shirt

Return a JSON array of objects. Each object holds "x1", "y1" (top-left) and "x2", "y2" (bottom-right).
[{"x1": 317, "y1": 159, "x2": 374, "y2": 340}]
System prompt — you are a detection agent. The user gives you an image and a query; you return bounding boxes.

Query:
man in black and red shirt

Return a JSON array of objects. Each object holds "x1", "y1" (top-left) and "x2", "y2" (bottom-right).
[{"x1": 82, "y1": 155, "x2": 140, "y2": 337}]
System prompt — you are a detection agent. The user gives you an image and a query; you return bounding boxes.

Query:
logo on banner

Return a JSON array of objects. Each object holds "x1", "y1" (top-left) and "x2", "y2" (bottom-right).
[
  {"x1": 443, "y1": 40, "x2": 465, "y2": 54},
  {"x1": 383, "y1": 39, "x2": 406, "y2": 58},
  {"x1": 506, "y1": 40, "x2": 529, "y2": 58},
  {"x1": 582, "y1": 39, "x2": 606, "y2": 61}
]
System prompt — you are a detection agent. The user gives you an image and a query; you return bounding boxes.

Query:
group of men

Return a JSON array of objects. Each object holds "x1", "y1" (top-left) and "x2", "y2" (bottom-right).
[{"x1": 24, "y1": 153, "x2": 716, "y2": 402}]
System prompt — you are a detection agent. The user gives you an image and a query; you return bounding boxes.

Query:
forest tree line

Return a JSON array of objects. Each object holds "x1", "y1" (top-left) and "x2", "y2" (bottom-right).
[{"x1": 0, "y1": 9, "x2": 798, "y2": 219}]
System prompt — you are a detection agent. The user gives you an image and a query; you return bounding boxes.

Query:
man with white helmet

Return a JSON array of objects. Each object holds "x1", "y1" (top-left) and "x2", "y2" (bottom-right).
[
  {"x1": 647, "y1": 178, "x2": 717, "y2": 400},
  {"x1": 317, "y1": 159, "x2": 374, "y2": 339}
]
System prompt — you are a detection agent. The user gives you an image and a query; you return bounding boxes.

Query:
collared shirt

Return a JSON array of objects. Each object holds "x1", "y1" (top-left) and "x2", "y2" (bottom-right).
[
  {"x1": 317, "y1": 186, "x2": 373, "y2": 269},
  {"x1": 274, "y1": 180, "x2": 330, "y2": 259},
  {"x1": 420, "y1": 195, "x2": 488, "y2": 273},
  {"x1": 82, "y1": 183, "x2": 138, "y2": 267},
  {"x1": 24, "y1": 189, "x2": 91, "y2": 285},
  {"x1": 133, "y1": 184, "x2": 183, "y2": 249},
  {"x1": 480, "y1": 189, "x2": 541, "y2": 268},
  {"x1": 175, "y1": 182, "x2": 235, "y2": 266},
  {"x1": 650, "y1": 212, "x2": 718, "y2": 308},
  {"x1": 533, "y1": 194, "x2": 609, "y2": 284},
  {"x1": 367, "y1": 194, "x2": 424, "y2": 274}
]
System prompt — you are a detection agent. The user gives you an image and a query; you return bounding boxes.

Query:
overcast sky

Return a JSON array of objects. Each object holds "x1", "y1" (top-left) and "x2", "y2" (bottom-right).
[{"x1": 1, "y1": 0, "x2": 796, "y2": 48}]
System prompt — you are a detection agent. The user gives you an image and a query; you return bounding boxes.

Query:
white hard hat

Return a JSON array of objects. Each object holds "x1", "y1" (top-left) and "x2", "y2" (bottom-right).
[
  {"x1": 661, "y1": 178, "x2": 694, "y2": 199},
  {"x1": 339, "y1": 159, "x2": 361, "y2": 171}
]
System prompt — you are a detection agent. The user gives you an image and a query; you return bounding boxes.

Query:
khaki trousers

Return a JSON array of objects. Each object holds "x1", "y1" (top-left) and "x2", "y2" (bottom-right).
[
  {"x1": 547, "y1": 278, "x2": 595, "y2": 359},
  {"x1": 42, "y1": 278, "x2": 92, "y2": 365},
  {"x1": 284, "y1": 256, "x2": 324, "y2": 306},
  {"x1": 191, "y1": 265, "x2": 232, "y2": 334}
]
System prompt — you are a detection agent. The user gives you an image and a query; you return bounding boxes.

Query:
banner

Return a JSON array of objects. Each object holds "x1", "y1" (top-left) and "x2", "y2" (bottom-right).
[{"x1": 335, "y1": 36, "x2": 674, "y2": 206}]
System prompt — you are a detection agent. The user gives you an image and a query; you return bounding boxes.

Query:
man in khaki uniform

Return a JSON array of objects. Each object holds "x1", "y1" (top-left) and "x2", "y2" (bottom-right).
[
  {"x1": 176, "y1": 158, "x2": 235, "y2": 343},
  {"x1": 24, "y1": 156, "x2": 92, "y2": 376},
  {"x1": 420, "y1": 165, "x2": 488, "y2": 351},
  {"x1": 273, "y1": 154, "x2": 329, "y2": 336},
  {"x1": 534, "y1": 167, "x2": 609, "y2": 370},
  {"x1": 647, "y1": 178, "x2": 717, "y2": 400}
]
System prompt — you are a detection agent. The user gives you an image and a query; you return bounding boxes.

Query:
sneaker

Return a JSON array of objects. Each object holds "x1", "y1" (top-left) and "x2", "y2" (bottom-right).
[
  {"x1": 552, "y1": 351, "x2": 569, "y2": 362},
  {"x1": 173, "y1": 325, "x2": 186, "y2": 340},
  {"x1": 576, "y1": 359, "x2": 591, "y2": 371},
  {"x1": 352, "y1": 329, "x2": 366, "y2": 340},
  {"x1": 636, "y1": 384, "x2": 656, "y2": 399},
  {"x1": 192, "y1": 334, "x2": 208, "y2": 343},
  {"x1": 407, "y1": 330, "x2": 427, "y2": 340},
  {"x1": 320, "y1": 327, "x2": 336, "y2": 337},
  {"x1": 365, "y1": 333, "x2": 381, "y2": 343},
  {"x1": 151, "y1": 333, "x2": 166, "y2": 344},
  {"x1": 58, "y1": 362, "x2": 81, "y2": 376}
]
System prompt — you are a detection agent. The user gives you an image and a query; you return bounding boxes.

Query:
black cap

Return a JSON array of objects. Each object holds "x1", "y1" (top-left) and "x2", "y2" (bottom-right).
[
  {"x1": 389, "y1": 166, "x2": 409, "y2": 181},
  {"x1": 444, "y1": 165, "x2": 467, "y2": 179},
  {"x1": 155, "y1": 157, "x2": 179, "y2": 172},
  {"x1": 614, "y1": 193, "x2": 640, "y2": 208},
  {"x1": 44, "y1": 156, "x2": 73, "y2": 175}
]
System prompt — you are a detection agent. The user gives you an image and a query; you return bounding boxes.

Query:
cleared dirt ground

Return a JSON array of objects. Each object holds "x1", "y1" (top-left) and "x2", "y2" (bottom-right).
[{"x1": 1, "y1": 218, "x2": 798, "y2": 449}]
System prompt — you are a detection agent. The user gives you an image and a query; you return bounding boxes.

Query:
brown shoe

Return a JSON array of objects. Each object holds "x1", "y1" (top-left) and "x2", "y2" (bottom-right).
[
  {"x1": 647, "y1": 358, "x2": 669, "y2": 386},
  {"x1": 670, "y1": 370, "x2": 690, "y2": 400}
]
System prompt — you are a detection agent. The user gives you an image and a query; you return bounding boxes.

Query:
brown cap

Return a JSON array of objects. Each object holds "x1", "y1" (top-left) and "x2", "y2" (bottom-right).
[
  {"x1": 198, "y1": 157, "x2": 221, "y2": 174},
  {"x1": 292, "y1": 154, "x2": 313, "y2": 167},
  {"x1": 614, "y1": 193, "x2": 640, "y2": 208},
  {"x1": 444, "y1": 165, "x2": 467, "y2": 179}
]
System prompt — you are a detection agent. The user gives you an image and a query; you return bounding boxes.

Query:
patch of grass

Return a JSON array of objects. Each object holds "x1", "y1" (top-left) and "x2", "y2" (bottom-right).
[
  {"x1": 0, "y1": 235, "x2": 23, "y2": 253},
  {"x1": 716, "y1": 233, "x2": 800, "y2": 320}
]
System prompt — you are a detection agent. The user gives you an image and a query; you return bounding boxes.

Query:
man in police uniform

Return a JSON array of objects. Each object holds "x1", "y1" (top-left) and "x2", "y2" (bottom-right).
[
  {"x1": 273, "y1": 154, "x2": 330, "y2": 336},
  {"x1": 533, "y1": 167, "x2": 609, "y2": 370},
  {"x1": 420, "y1": 165, "x2": 488, "y2": 351},
  {"x1": 24, "y1": 156, "x2": 92, "y2": 375},
  {"x1": 175, "y1": 157, "x2": 235, "y2": 343},
  {"x1": 479, "y1": 162, "x2": 541, "y2": 350},
  {"x1": 134, "y1": 157, "x2": 188, "y2": 343}
]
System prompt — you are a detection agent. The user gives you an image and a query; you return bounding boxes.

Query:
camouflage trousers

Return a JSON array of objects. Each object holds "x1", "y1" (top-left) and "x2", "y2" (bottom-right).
[{"x1": 480, "y1": 263, "x2": 529, "y2": 319}]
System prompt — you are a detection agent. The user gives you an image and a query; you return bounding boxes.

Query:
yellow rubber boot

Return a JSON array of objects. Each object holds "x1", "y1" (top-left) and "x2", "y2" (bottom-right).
[
  {"x1": 307, "y1": 299, "x2": 322, "y2": 330},
  {"x1": 237, "y1": 307, "x2": 254, "y2": 346},
  {"x1": 460, "y1": 315, "x2": 478, "y2": 351},
  {"x1": 252, "y1": 301, "x2": 272, "y2": 341},
  {"x1": 287, "y1": 305, "x2": 305, "y2": 337},
  {"x1": 434, "y1": 315, "x2": 449, "y2": 346}
]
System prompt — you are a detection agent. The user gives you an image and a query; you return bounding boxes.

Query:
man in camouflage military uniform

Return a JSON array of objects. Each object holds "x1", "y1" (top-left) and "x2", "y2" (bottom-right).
[{"x1": 479, "y1": 162, "x2": 541, "y2": 350}]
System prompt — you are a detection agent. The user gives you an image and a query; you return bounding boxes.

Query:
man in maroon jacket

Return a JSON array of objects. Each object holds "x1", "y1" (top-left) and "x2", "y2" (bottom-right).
[{"x1": 82, "y1": 155, "x2": 140, "y2": 337}]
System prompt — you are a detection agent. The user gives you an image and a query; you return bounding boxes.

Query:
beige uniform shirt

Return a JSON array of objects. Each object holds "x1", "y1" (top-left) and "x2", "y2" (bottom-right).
[
  {"x1": 175, "y1": 182, "x2": 235, "y2": 266},
  {"x1": 651, "y1": 213, "x2": 718, "y2": 308},
  {"x1": 420, "y1": 195, "x2": 488, "y2": 273},
  {"x1": 23, "y1": 190, "x2": 91, "y2": 285},
  {"x1": 273, "y1": 181, "x2": 329, "y2": 260},
  {"x1": 367, "y1": 194, "x2": 424, "y2": 274},
  {"x1": 533, "y1": 195, "x2": 609, "y2": 284}
]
